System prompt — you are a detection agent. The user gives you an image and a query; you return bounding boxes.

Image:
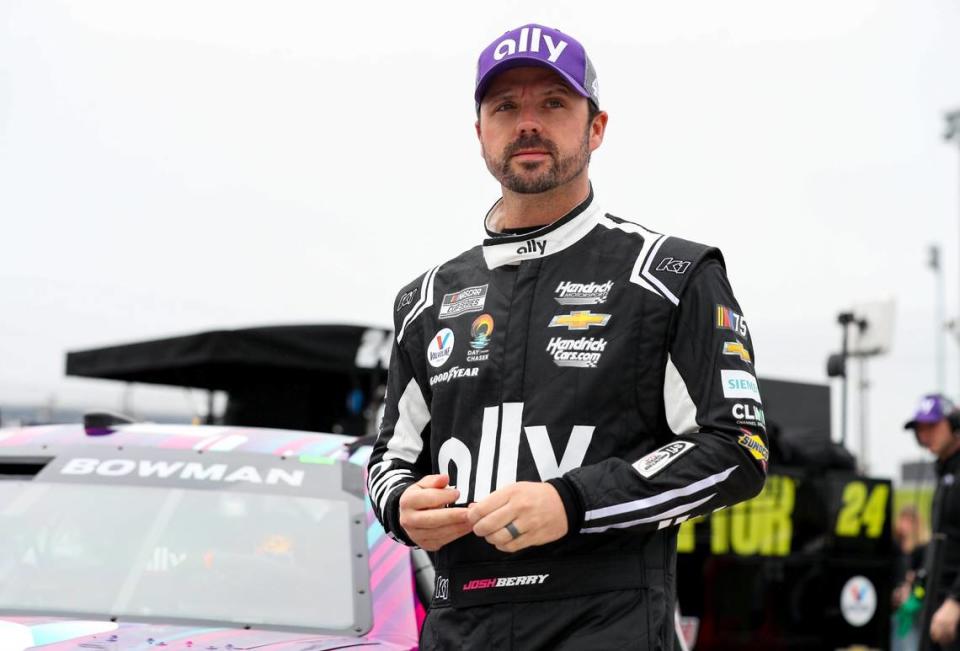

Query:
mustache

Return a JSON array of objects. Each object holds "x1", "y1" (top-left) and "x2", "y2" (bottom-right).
[{"x1": 504, "y1": 135, "x2": 559, "y2": 158}]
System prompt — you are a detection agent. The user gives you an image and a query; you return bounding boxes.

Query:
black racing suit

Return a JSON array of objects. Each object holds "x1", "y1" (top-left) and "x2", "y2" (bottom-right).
[
  {"x1": 367, "y1": 190, "x2": 768, "y2": 650},
  {"x1": 930, "y1": 450, "x2": 960, "y2": 650}
]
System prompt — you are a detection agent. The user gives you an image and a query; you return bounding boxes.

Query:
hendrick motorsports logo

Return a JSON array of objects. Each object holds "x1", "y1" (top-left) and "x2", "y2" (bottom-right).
[
  {"x1": 430, "y1": 365, "x2": 479, "y2": 387},
  {"x1": 439, "y1": 285, "x2": 488, "y2": 319},
  {"x1": 554, "y1": 280, "x2": 613, "y2": 305},
  {"x1": 60, "y1": 458, "x2": 304, "y2": 486},
  {"x1": 546, "y1": 337, "x2": 606, "y2": 368}
]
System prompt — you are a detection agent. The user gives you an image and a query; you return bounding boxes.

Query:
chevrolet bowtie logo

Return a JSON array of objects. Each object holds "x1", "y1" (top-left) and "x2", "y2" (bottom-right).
[
  {"x1": 722, "y1": 341, "x2": 752, "y2": 364},
  {"x1": 548, "y1": 311, "x2": 611, "y2": 331}
]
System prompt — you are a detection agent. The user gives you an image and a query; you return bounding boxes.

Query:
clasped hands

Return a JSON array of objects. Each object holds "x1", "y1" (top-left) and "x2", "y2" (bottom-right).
[{"x1": 396, "y1": 473, "x2": 568, "y2": 552}]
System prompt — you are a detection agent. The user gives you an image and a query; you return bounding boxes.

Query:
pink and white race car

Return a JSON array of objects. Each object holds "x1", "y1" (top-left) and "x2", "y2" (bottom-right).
[{"x1": 0, "y1": 419, "x2": 426, "y2": 650}]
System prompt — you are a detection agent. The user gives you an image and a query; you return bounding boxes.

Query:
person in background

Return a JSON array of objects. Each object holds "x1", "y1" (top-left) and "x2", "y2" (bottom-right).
[
  {"x1": 892, "y1": 504, "x2": 928, "y2": 650},
  {"x1": 904, "y1": 394, "x2": 960, "y2": 649}
]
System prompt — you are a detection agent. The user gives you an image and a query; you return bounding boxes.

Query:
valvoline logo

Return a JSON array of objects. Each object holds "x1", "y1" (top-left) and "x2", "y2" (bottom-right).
[
  {"x1": 840, "y1": 575, "x2": 877, "y2": 627},
  {"x1": 428, "y1": 328, "x2": 455, "y2": 368}
]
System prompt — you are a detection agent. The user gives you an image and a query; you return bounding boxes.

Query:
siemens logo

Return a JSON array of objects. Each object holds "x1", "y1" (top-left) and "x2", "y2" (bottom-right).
[{"x1": 721, "y1": 370, "x2": 762, "y2": 403}]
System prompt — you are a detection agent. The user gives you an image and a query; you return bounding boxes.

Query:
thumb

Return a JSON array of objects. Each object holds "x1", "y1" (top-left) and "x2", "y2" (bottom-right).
[{"x1": 418, "y1": 473, "x2": 450, "y2": 489}]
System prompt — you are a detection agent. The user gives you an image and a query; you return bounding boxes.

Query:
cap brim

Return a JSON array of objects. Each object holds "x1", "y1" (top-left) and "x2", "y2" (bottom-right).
[
  {"x1": 475, "y1": 56, "x2": 590, "y2": 106},
  {"x1": 904, "y1": 416, "x2": 942, "y2": 430}
]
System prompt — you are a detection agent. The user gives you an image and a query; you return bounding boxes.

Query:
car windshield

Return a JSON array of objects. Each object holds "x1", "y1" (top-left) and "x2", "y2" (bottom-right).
[{"x1": 0, "y1": 480, "x2": 357, "y2": 631}]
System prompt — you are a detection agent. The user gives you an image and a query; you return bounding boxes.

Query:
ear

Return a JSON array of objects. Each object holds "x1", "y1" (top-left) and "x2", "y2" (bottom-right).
[{"x1": 589, "y1": 111, "x2": 608, "y2": 153}]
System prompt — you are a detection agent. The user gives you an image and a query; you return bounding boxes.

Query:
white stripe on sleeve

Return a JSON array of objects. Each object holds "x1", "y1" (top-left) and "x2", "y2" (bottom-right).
[{"x1": 584, "y1": 466, "x2": 737, "y2": 521}]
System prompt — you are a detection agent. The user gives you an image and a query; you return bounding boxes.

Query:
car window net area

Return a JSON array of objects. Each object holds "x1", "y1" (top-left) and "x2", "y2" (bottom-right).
[{"x1": 0, "y1": 481, "x2": 356, "y2": 630}]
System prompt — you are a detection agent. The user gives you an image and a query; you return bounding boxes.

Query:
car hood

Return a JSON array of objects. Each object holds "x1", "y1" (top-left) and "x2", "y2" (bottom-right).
[{"x1": 0, "y1": 616, "x2": 408, "y2": 651}]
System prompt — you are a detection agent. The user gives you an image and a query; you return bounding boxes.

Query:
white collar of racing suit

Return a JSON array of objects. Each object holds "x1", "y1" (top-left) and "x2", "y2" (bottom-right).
[{"x1": 481, "y1": 190, "x2": 604, "y2": 270}]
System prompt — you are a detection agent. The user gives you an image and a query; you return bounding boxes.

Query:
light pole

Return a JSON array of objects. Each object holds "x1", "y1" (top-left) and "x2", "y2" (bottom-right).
[
  {"x1": 930, "y1": 244, "x2": 946, "y2": 393},
  {"x1": 946, "y1": 110, "x2": 960, "y2": 397}
]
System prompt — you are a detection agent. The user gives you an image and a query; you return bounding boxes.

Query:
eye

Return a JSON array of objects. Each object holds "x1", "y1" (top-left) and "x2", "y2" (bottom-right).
[
  {"x1": 494, "y1": 101, "x2": 516, "y2": 113},
  {"x1": 545, "y1": 98, "x2": 565, "y2": 108}
]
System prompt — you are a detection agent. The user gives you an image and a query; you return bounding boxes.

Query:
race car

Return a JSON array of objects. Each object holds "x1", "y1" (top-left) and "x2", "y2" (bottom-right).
[{"x1": 0, "y1": 416, "x2": 425, "y2": 650}]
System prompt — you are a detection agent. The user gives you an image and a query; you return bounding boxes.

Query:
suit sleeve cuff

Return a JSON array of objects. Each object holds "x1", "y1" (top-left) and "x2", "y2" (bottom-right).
[
  {"x1": 384, "y1": 482, "x2": 417, "y2": 547},
  {"x1": 547, "y1": 476, "x2": 584, "y2": 537}
]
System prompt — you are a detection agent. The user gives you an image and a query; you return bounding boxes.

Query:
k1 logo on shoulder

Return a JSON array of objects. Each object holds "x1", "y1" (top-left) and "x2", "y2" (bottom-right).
[
  {"x1": 633, "y1": 441, "x2": 697, "y2": 479},
  {"x1": 428, "y1": 328, "x2": 455, "y2": 368},
  {"x1": 396, "y1": 287, "x2": 419, "y2": 313},
  {"x1": 439, "y1": 285, "x2": 488, "y2": 319},
  {"x1": 721, "y1": 370, "x2": 762, "y2": 403},
  {"x1": 655, "y1": 257, "x2": 691, "y2": 274},
  {"x1": 716, "y1": 305, "x2": 749, "y2": 339},
  {"x1": 554, "y1": 280, "x2": 613, "y2": 305}
]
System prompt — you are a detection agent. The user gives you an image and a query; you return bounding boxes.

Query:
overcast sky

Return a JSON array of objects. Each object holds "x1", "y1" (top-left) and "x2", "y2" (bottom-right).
[{"x1": 2, "y1": 1, "x2": 960, "y2": 479}]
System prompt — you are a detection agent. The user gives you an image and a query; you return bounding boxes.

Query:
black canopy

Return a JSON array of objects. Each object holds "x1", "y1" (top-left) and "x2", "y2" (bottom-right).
[{"x1": 65, "y1": 325, "x2": 391, "y2": 433}]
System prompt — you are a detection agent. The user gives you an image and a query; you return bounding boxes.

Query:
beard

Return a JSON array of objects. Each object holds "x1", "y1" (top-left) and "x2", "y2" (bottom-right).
[{"x1": 484, "y1": 128, "x2": 591, "y2": 194}]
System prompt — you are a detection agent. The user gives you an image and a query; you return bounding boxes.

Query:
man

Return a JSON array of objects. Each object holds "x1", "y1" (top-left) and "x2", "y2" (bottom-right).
[
  {"x1": 367, "y1": 23, "x2": 767, "y2": 649},
  {"x1": 905, "y1": 394, "x2": 960, "y2": 648}
]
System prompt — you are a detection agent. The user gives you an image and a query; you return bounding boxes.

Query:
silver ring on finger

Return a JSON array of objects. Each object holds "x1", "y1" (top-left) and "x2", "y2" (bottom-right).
[{"x1": 504, "y1": 521, "x2": 522, "y2": 541}]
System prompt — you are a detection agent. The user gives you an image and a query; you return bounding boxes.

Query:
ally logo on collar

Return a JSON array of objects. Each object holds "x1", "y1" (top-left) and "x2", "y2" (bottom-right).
[{"x1": 516, "y1": 239, "x2": 547, "y2": 256}]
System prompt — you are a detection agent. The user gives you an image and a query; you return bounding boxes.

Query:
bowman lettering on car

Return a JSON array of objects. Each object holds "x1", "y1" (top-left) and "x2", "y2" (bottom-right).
[
  {"x1": 633, "y1": 441, "x2": 697, "y2": 479},
  {"x1": 35, "y1": 447, "x2": 356, "y2": 498}
]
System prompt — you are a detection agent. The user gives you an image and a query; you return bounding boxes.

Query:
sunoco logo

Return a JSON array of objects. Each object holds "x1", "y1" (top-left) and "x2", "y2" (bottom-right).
[
  {"x1": 554, "y1": 280, "x2": 613, "y2": 305},
  {"x1": 545, "y1": 337, "x2": 606, "y2": 368}
]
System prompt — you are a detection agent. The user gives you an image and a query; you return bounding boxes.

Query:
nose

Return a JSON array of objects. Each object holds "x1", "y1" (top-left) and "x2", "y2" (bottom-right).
[{"x1": 515, "y1": 104, "x2": 541, "y2": 136}]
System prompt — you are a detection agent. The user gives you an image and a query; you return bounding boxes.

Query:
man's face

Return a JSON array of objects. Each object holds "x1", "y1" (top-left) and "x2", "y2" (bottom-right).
[
  {"x1": 915, "y1": 419, "x2": 955, "y2": 458},
  {"x1": 476, "y1": 66, "x2": 606, "y2": 194}
]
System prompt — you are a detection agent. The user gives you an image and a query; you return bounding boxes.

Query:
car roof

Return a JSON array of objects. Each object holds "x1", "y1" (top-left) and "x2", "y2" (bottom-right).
[{"x1": 0, "y1": 423, "x2": 365, "y2": 464}]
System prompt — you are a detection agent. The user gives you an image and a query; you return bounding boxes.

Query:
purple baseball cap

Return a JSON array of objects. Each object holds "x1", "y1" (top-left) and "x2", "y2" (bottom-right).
[
  {"x1": 904, "y1": 394, "x2": 955, "y2": 429},
  {"x1": 474, "y1": 24, "x2": 599, "y2": 110}
]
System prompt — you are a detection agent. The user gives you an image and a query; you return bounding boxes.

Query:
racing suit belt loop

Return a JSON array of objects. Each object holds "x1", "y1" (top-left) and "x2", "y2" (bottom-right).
[{"x1": 443, "y1": 556, "x2": 653, "y2": 608}]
